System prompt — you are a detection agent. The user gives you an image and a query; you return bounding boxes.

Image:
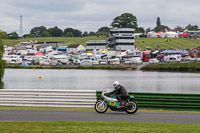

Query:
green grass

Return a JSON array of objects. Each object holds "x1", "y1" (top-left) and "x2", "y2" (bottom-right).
[
  {"x1": 3, "y1": 36, "x2": 105, "y2": 47},
  {"x1": 136, "y1": 38, "x2": 200, "y2": 50},
  {"x1": 0, "y1": 121, "x2": 200, "y2": 133},
  {"x1": 141, "y1": 62, "x2": 200, "y2": 72},
  {"x1": 1, "y1": 106, "x2": 200, "y2": 113},
  {"x1": 3, "y1": 37, "x2": 200, "y2": 50}
]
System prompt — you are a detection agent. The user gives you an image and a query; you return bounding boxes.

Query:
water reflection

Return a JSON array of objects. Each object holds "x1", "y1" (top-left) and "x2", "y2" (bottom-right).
[{"x1": 2, "y1": 69, "x2": 200, "y2": 94}]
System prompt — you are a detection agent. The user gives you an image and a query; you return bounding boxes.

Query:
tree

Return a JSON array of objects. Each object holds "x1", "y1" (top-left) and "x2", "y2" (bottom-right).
[
  {"x1": 64, "y1": 32, "x2": 73, "y2": 37},
  {"x1": 96, "y1": 26, "x2": 110, "y2": 37},
  {"x1": 63, "y1": 28, "x2": 82, "y2": 37},
  {"x1": 8, "y1": 32, "x2": 19, "y2": 39},
  {"x1": 30, "y1": 26, "x2": 47, "y2": 36},
  {"x1": 82, "y1": 31, "x2": 88, "y2": 37},
  {"x1": 174, "y1": 26, "x2": 185, "y2": 32},
  {"x1": 146, "y1": 27, "x2": 151, "y2": 33},
  {"x1": 0, "y1": 31, "x2": 6, "y2": 82},
  {"x1": 0, "y1": 31, "x2": 7, "y2": 39},
  {"x1": 88, "y1": 32, "x2": 96, "y2": 36},
  {"x1": 185, "y1": 24, "x2": 199, "y2": 30},
  {"x1": 135, "y1": 27, "x2": 145, "y2": 33},
  {"x1": 40, "y1": 31, "x2": 50, "y2": 37},
  {"x1": 154, "y1": 25, "x2": 170, "y2": 32},
  {"x1": 156, "y1": 17, "x2": 161, "y2": 27},
  {"x1": 111, "y1": 13, "x2": 137, "y2": 28},
  {"x1": 48, "y1": 26, "x2": 63, "y2": 37},
  {"x1": 153, "y1": 17, "x2": 170, "y2": 32},
  {"x1": 64, "y1": 28, "x2": 74, "y2": 34},
  {"x1": 97, "y1": 26, "x2": 110, "y2": 33},
  {"x1": 73, "y1": 29, "x2": 82, "y2": 37}
]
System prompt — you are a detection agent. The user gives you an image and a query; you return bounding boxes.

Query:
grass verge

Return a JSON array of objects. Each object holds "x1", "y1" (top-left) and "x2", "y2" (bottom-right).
[
  {"x1": 6, "y1": 64, "x2": 136, "y2": 70},
  {"x1": 141, "y1": 62, "x2": 200, "y2": 73},
  {"x1": 3, "y1": 36, "x2": 105, "y2": 46},
  {"x1": 0, "y1": 121, "x2": 200, "y2": 133},
  {"x1": 1, "y1": 106, "x2": 200, "y2": 113}
]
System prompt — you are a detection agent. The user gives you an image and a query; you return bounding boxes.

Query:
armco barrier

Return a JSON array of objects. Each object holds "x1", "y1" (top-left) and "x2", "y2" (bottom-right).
[
  {"x1": 0, "y1": 89, "x2": 96, "y2": 107},
  {"x1": 1, "y1": 89, "x2": 200, "y2": 110},
  {"x1": 97, "y1": 91, "x2": 200, "y2": 110}
]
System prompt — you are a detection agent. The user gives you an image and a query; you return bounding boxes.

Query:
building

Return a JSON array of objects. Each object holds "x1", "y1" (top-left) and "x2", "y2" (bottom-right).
[
  {"x1": 86, "y1": 40, "x2": 108, "y2": 53},
  {"x1": 67, "y1": 44, "x2": 86, "y2": 54},
  {"x1": 108, "y1": 28, "x2": 135, "y2": 51},
  {"x1": 189, "y1": 46, "x2": 200, "y2": 58},
  {"x1": 86, "y1": 28, "x2": 135, "y2": 52}
]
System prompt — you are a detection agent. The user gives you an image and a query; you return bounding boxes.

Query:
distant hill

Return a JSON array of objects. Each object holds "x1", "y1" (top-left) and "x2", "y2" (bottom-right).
[{"x1": 4, "y1": 37, "x2": 200, "y2": 50}]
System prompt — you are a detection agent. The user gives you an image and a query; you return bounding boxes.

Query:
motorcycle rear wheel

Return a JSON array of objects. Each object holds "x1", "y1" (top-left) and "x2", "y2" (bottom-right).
[
  {"x1": 94, "y1": 100, "x2": 108, "y2": 113},
  {"x1": 125, "y1": 101, "x2": 138, "y2": 114}
]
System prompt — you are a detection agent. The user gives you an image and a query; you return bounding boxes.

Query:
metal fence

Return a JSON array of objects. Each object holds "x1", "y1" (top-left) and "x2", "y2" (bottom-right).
[
  {"x1": 1, "y1": 89, "x2": 200, "y2": 110},
  {"x1": 97, "y1": 91, "x2": 200, "y2": 110},
  {"x1": 0, "y1": 89, "x2": 96, "y2": 107}
]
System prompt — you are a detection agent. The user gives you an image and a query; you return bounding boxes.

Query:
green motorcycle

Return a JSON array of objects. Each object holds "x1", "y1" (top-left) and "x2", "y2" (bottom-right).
[{"x1": 95, "y1": 89, "x2": 138, "y2": 114}]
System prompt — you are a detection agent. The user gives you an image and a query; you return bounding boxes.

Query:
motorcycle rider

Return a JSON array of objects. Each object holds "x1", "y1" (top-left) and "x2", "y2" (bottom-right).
[{"x1": 111, "y1": 81, "x2": 128, "y2": 106}]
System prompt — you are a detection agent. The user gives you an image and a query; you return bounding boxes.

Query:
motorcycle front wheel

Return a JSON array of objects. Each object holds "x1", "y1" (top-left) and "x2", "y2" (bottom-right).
[
  {"x1": 94, "y1": 100, "x2": 108, "y2": 113},
  {"x1": 125, "y1": 101, "x2": 138, "y2": 114}
]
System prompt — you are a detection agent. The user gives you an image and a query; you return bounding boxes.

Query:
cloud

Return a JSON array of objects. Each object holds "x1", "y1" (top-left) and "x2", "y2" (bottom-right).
[{"x1": 0, "y1": 0, "x2": 200, "y2": 34}]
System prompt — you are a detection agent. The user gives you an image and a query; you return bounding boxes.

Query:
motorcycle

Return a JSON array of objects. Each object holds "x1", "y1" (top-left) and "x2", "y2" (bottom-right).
[{"x1": 95, "y1": 89, "x2": 138, "y2": 114}]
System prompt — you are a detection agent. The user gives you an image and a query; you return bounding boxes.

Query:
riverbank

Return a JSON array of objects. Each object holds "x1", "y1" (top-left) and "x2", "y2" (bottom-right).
[
  {"x1": 6, "y1": 64, "x2": 138, "y2": 70},
  {"x1": 141, "y1": 62, "x2": 200, "y2": 72},
  {"x1": 7, "y1": 62, "x2": 200, "y2": 72}
]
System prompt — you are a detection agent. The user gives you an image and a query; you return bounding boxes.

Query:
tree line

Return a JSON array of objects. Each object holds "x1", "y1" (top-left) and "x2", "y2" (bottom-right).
[
  {"x1": 5, "y1": 13, "x2": 200, "y2": 39},
  {"x1": 0, "y1": 31, "x2": 6, "y2": 83}
]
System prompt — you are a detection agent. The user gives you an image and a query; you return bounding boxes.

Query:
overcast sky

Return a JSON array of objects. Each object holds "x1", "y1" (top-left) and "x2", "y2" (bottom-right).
[{"x1": 0, "y1": 0, "x2": 200, "y2": 34}]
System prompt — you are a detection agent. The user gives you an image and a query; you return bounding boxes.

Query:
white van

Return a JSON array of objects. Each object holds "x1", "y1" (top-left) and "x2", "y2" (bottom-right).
[
  {"x1": 132, "y1": 57, "x2": 143, "y2": 64},
  {"x1": 124, "y1": 57, "x2": 142, "y2": 64},
  {"x1": 164, "y1": 55, "x2": 181, "y2": 62},
  {"x1": 149, "y1": 58, "x2": 159, "y2": 64},
  {"x1": 110, "y1": 58, "x2": 120, "y2": 65}
]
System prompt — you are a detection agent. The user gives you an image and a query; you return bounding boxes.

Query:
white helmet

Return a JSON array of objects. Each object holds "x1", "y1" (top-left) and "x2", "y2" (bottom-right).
[{"x1": 113, "y1": 81, "x2": 120, "y2": 87}]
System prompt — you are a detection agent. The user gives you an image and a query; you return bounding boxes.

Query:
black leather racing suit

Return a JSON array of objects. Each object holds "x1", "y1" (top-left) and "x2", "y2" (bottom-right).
[{"x1": 112, "y1": 84, "x2": 128, "y2": 103}]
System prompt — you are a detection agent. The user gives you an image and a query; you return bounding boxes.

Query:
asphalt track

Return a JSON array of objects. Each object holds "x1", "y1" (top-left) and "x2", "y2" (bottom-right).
[{"x1": 0, "y1": 110, "x2": 200, "y2": 124}]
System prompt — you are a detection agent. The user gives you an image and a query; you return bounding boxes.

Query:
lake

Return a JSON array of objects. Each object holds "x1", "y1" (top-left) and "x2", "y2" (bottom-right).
[{"x1": 1, "y1": 69, "x2": 200, "y2": 94}]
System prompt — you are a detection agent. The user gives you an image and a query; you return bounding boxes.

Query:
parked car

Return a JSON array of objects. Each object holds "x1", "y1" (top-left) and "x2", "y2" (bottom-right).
[
  {"x1": 92, "y1": 60, "x2": 99, "y2": 65},
  {"x1": 163, "y1": 55, "x2": 181, "y2": 62},
  {"x1": 99, "y1": 60, "x2": 107, "y2": 65},
  {"x1": 124, "y1": 59, "x2": 132, "y2": 64},
  {"x1": 80, "y1": 60, "x2": 92, "y2": 66},
  {"x1": 73, "y1": 59, "x2": 81, "y2": 65},
  {"x1": 132, "y1": 57, "x2": 143, "y2": 64},
  {"x1": 185, "y1": 56, "x2": 197, "y2": 61},
  {"x1": 109, "y1": 58, "x2": 120, "y2": 65},
  {"x1": 196, "y1": 58, "x2": 200, "y2": 62},
  {"x1": 149, "y1": 58, "x2": 159, "y2": 64}
]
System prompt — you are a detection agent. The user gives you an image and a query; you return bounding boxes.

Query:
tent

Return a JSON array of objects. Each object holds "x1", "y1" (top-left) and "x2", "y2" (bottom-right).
[
  {"x1": 161, "y1": 49, "x2": 189, "y2": 55},
  {"x1": 161, "y1": 49, "x2": 175, "y2": 54},
  {"x1": 180, "y1": 33, "x2": 190, "y2": 38},
  {"x1": 34, "y1": 52, "x2": 44, "y2": 55},
  {"x1": 174, "y1": 49, "x2": 189, "y2": 55},
  {"x1": 163, "y1": 32, "x2": 178, "y2": 38}
]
